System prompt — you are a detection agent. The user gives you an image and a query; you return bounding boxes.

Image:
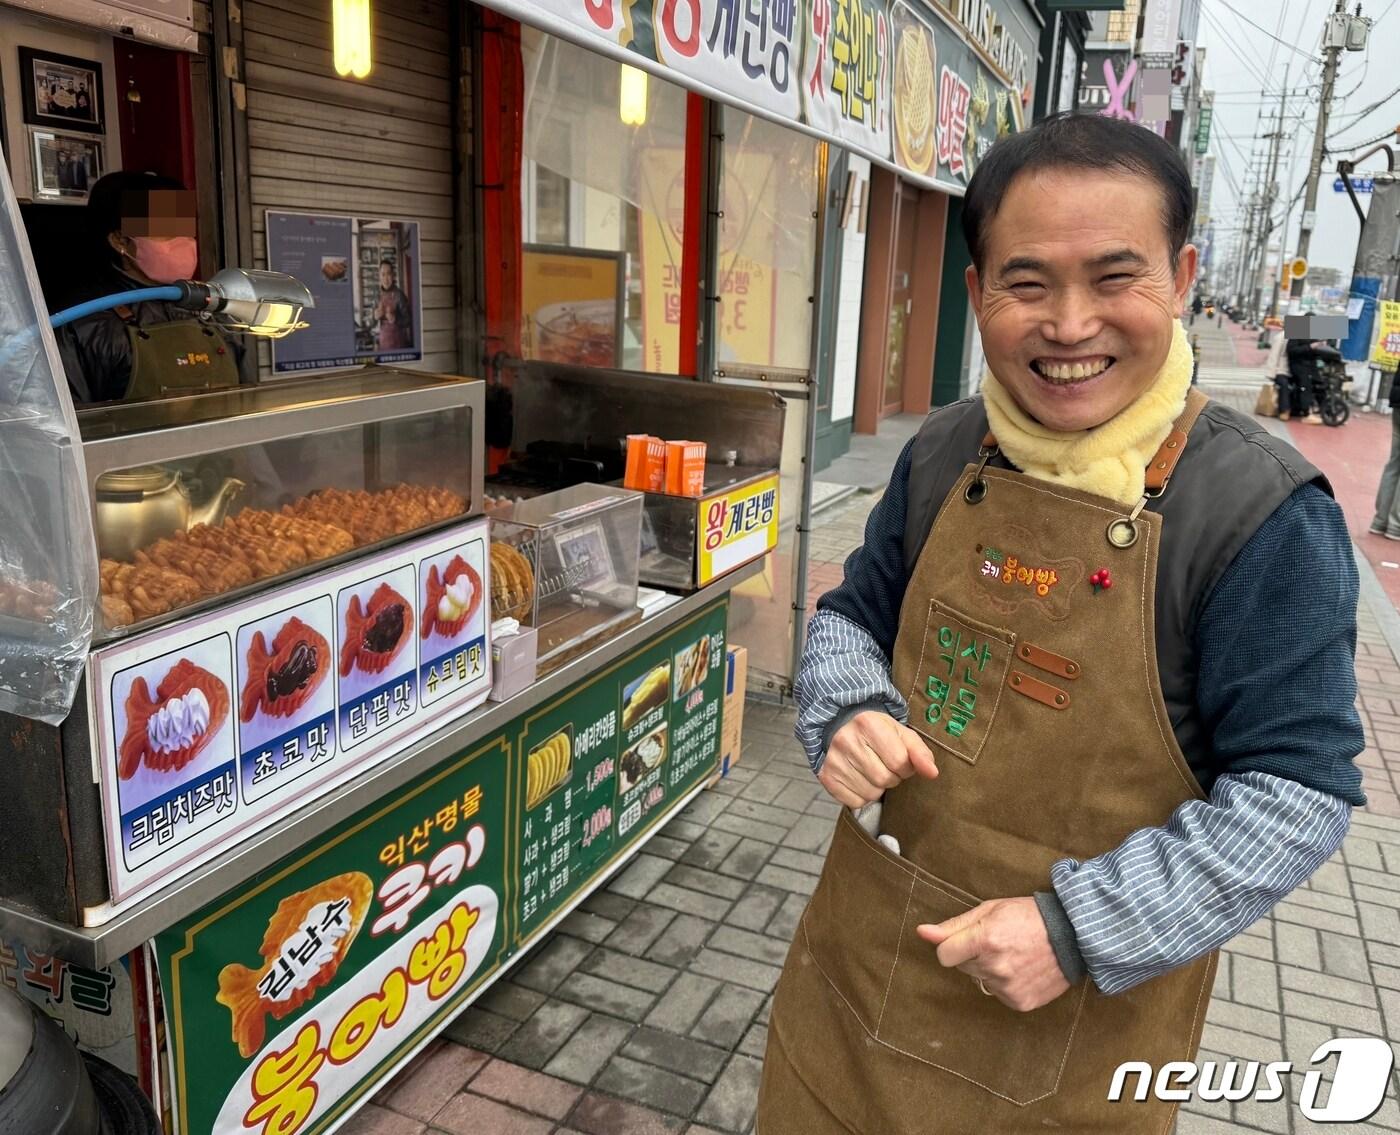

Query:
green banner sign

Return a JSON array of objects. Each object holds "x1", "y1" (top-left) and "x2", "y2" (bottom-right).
[{"x1": 155, "y1": 599, "x2": 728, "y2": 1135}]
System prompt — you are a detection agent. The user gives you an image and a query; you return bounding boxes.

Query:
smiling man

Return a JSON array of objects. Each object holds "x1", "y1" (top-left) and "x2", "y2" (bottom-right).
[{"x1": 757, "y1": 114, "x2": 1364, "y2": 1133}]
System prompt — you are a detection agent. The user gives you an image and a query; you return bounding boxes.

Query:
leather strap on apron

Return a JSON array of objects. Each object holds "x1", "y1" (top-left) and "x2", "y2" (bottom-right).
[
  {"x1": 759, "y1": 390, "x2": 1216, "y2": 1134},
  {"x1": 124, "y1": 317, "x2": 240, "y2": 401}
]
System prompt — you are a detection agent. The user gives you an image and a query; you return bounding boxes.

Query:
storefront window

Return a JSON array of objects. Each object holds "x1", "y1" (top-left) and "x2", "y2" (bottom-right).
[
  {"x1": 520, "y1": 28, "x2": 689, "y2": 373},
  {"x1": 714, "y1": 109, "x2": 820, "y2": 376}
]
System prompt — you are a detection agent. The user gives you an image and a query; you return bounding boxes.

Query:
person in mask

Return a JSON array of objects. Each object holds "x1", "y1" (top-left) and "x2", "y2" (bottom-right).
[{"x1": 55, "y1": 170, "x2": 242, "y2": 404}]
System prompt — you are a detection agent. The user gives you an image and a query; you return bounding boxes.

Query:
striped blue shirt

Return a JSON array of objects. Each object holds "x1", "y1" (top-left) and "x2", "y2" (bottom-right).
[{"x1": 796, "y1": 440, "x2": 1362, "y2": 993}]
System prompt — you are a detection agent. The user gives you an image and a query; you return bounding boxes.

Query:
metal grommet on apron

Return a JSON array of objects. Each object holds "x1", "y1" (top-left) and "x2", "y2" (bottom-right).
[{"x1": 964, "y1": 434, "x2": 999, "y2": 505}]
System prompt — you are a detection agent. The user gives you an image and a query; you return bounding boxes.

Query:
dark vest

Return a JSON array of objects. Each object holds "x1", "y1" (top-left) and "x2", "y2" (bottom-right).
[{"x1": 901, "y1": 397, "x2": 1329, "y2": 789}]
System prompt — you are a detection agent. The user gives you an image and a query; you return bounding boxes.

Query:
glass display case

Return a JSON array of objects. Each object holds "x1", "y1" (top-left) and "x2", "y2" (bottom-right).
[
  {"x1": 489, "y1": 483, "x2": 643, "y2": 672},
  {"x1": 77, "y1": 367, "x2": 484, "y2": 639}
]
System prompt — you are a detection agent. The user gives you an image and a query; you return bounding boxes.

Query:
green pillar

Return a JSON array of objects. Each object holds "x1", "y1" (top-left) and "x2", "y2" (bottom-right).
[{"x1": 932, "y1": 195, "x2": 973, "y2": 408}]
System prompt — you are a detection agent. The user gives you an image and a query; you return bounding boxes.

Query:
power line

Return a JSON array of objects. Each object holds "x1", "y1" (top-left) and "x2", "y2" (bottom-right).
[
  {"x1": 1326, "y1": 82, "x2": 1400, "y2": 140},
  {"x1": 1200, "y1": 8, "x2": 1275, "y2": 91},
  {"x1": 1217, "y1": 0, "x2": 1323, "y2": 63}
]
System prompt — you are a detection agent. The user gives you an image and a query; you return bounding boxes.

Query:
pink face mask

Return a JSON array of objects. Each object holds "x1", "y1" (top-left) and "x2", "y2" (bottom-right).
[{"x1": 128, "y1": 236, "x2": 197, "y2": 283}]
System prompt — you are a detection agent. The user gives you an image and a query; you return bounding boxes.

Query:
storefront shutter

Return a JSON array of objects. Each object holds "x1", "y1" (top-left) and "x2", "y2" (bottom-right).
[{"x1": 241, "y1": 0, "x2": 458, "y2": 376}]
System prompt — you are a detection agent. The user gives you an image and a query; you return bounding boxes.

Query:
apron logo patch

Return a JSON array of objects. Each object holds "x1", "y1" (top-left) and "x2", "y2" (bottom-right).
[
  {"x1": 174, "y1": 352, "x2": 212, "y2": 366},
  {"x1": 977, "y1": 546, "x2": 1059, "y2": 597},
  {"x1": 971, "y1": 533, "x2": 1085, "y2": 623},
  {"x1": 925, "y1": 624, "x2": 994, "y2": 738},
  {"x1": 904, "y1": 601, "x2": 1014, "y2": 765}
]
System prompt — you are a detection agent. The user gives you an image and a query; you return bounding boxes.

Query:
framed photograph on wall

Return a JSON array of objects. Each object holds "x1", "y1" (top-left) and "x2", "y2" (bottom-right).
[
  {"x1": 19, "y1": 48, "x2": 104, "y2": 134},
  {"x1": 29, "y1": 129, "x2": 104, "y2": 202}
]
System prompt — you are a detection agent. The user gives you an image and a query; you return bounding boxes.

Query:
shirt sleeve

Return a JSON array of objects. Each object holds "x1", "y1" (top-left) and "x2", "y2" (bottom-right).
[
  {"x1": 1044, "y1": 482, "x2": 1363, "y2": 993},
  {"x1": 793, "y1": 439, "x2": 917, "y2": 771}
]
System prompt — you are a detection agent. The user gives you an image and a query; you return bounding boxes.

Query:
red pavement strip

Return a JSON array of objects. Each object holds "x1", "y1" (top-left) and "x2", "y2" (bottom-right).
[{"x1": 1277, "y1": 411, "x2": 1400, "y2": 610}]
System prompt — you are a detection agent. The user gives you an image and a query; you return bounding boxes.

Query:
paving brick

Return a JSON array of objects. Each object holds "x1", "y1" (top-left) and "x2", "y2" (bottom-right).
[
  {"x1": 469, "y1": 1060, "x2": 583, "y2": 1120},
  {"x1": 1356, "y1": 883, "x2": 1400, "y2": 909},
  {"x1": 645, "y1": 883, "x2": 734, "y2": 923},
  {"x1": 559, "y1": 909, "x2": 618, "y2": 944},
  {"x1": 568, "y1": 1091, "x2": 688, "y2": 1135},
  {"x1": 738, "y1": 772, "x2": 789, "y2": 804},
  {"x1": 1210, "y1": 954, "x2": 1230, "y2": 1001},
  {"x1": 707, "y1": 925, "x2": 789, "y2": 967},
  {"x1": 681, "y1": 793, "x2": 731, "y2": 826},
  {"x1": 379, "y1": 1043, "x2": 487, "y2": 1121},
  {"x1": 1282, "y1": 988, "x2": 1383, "y2": 1032},
  {"x1": 754, "y1": 863, "x2": 818, "y2": 897},
  {"x1": 648, "y1": 914, "x2": 717, "y2": 968},
  {"x1": 1280, "y1": 964, "x2": 1377, "y2": 1008},
  {"x1": 476, "y1": 982, "x2": 547, "y2": 1023},
  {"x1": 767, "y1": 846, "x2": 826, "y2": 877},
  {"x1": 1203, "y1": 997, "x2": 1281, "y2": 1039},
  {"x1": 513, "y1": 935, "x2": 595, "y2": 995},
  {"x1": 338, "y1": 1104, "x2": 426, "y2": 1135},
  {"x1": 581, "y1": 890, "x2": 638, "y2": 922},
  {"x1": 496, "y1": 999, "x2": 590, "y2": 1069},
  {"x1": 696, "y1": 1055, "x2": 763, "y2": 1132},
  {"x1": 582, "y1": 947, "x2": 679, "y2": 994},
  {"x1": 1227, "y1": 1094, "x2": 1292, "y2": 1135},
  {"x1": 445, "y1": 1007, "x2": 517, "y2": 1052},
  {"x1": 1230, "y1": 954, "x2": 1280, "y2": 1011},
  {"x1": 1223, "y1": 933, "x2": 1274, "y2": 962},
  {"x1": 1359, "y1": 902, "x2": 1400, "y2": 945},
  {"x1": 1351, "y1": 865, "x2": 1400, "y2": 893},
  {"x1": 689, "y1": 947, "x2": 783, "y2": 994},
  {"x1": 682, "y1": 829, "x2": 743, "y2": 871},
  {"x1": 664, "y1": 818, "x2": 710, "y2": 844},
  {"x1": 666, "y1": 863, "x2": 749, "y2": 900},
  {"x1": 1344, "y1": 836, "x2": 1385, "y2": 871},
  {"x1": 610, "y1": 854, "x2": 678, "y2": 900},
  {"x1": 647, "y1": 835, "x2": 693, "y2": 860},
  {"x1": 738, "y1": 1022, "x2": 768, "y2": 1059},
  {"x1": 1304, "y1": 859, "x2": 1351, "y2": 898},
  {"x1": 1375, "y1": 962, "x2": 1400, "y2": 991},
  {"x1": 1199, "y1": 1024, "x2": 1284, "y2": 1066},
  {"x1": 433, "y1": 1092, "x2": 553, "y2": 1135},
  {"x1": 711, "y1": 812, "x2": 790, "y2": 845},
  {"x1": 608, "y1": 904, "x2": 678, "y2": 957},
  {"x1": 766, "y1": 893, "x2": 808, "y2": 942},
  {"x1": 691, "y1": 984, "x2": 766, "y2": 1048},
  {"x1": 717, "y1": 838, "x2": 773, "y2": 881},
  {"x1": 556, "y1": 972, "x2": 658, "y2": 1021},
  {"x1": 543, "y1": 1013, "x2": 634, "y2": 1084},
  {"x1": 1283, "y1": 886, "x2": 1359, "y2": 916},
  {"x1": 1319, "y1": 930, "x2": 1372, "y2": 982},
  {"x1": 725, "y1": 884, "x2": 786, "y2": 934},
  {"x1": 770, "y1": 780, "x2": 821, "y2": 814},
  {"x1": 1271, "y1": 898, "x2": 1360, "y2": 935},
  {"x1": 647, "y1": 972, "x2": 722, "y2": 1035},
  {"x1": 597, "y1": 1055, "x2": 709, "y2": 1117},
  {"x1": 1272, "y1": 921, "x2": 1321, "y2": 972},
  {"x1": 726, "y1": 797, "x2": 805, "y2": 829},
  {"x1": 623, "y1": 1027, "x2": 730, "y2": 1083}
]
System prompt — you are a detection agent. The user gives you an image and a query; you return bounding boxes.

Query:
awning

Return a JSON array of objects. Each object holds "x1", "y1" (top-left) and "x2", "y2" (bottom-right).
[
  {"x1": 473, "y1": 0, "x2": 1040, "y2": 195},
  {"x1": 2, "y1": 0, "x2": 197, "y2": 52}
]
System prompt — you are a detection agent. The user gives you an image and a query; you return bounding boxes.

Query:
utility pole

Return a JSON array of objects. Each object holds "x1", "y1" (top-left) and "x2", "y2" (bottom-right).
[
  {"x1": 1289, "y1": 0, "x2": 1367, "y2": 311},
  {"x1": 1251, "y1": 69, "x2": 1289, "y2": 325}
]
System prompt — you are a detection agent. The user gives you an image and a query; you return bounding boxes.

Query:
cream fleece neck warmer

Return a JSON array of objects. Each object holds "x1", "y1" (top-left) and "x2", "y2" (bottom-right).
[{"x1": 979, "y1": 321, "x2": 1194, "y2": 507}]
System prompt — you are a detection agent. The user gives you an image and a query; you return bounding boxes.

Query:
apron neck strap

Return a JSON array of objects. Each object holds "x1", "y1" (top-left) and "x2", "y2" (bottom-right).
[{"x1": 979, "y1": 387, "x2": 1212, "y2": 497}]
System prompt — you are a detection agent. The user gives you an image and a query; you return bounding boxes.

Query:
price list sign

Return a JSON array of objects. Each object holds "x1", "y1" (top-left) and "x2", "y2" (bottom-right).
[{"x1": 513, "y1": 600, "x2": 728, "y2": 944}]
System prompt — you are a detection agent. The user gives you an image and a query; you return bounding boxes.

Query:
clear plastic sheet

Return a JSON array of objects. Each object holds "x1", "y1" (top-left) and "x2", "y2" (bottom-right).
[{"x1": 0, "y1": 155, "x2": 97, "y2": 723}]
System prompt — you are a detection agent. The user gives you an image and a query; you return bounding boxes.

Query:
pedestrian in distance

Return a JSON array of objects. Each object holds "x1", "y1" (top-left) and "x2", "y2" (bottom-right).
[{"x1": 1371, "y1": 373, "x2": 1400, "y2": 538}]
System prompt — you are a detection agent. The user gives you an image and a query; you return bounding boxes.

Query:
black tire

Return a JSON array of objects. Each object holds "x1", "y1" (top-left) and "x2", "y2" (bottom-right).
[
  {"x1": 0, "y1": 992, "x2": 102, "y2": 1135},
  {"x1": 82, "y1": 1054, "x2": 160, "y2": 1135},
  {"x1": 1322, "y1": 396, "x2": 1350, "y2": 427}
]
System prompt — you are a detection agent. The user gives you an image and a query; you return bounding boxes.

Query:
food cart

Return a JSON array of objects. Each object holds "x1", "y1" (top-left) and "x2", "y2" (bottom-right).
[{"x1": 0, "y1": 241, "x2": 783, "y2": 1135}]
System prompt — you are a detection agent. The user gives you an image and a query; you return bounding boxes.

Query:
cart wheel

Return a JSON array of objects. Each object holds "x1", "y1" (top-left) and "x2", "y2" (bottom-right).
[
  {"x1": 83, "y1": 1053, "x2": 160, "y2": 1135},
  {"x1": 1322, "y1": 397, "x2": 1350, "y2": 427}
]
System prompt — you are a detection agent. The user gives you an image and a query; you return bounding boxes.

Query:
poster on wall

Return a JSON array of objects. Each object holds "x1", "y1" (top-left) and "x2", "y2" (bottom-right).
[
  {"x1": 265, "y1": 211, "x2": 423, "y2": 375},
  {"x1": 153, "y1": 598, "x2": 728, "y2": 1135},
  {"x1": 801, "y1": 0, "x2": 894, "y2": 165},
  {"x1": 19, "y1": 47, "x2": 104, "y2": 134},
  {"x1": 28, "y1": 128, "x2": 104, "y2": 202},
  {"x1": 521, "y1": 245, "x2": 624, "y2": 367},
  {"x1": 888, "y1": 2, "x2": 936, "y2": 176}
]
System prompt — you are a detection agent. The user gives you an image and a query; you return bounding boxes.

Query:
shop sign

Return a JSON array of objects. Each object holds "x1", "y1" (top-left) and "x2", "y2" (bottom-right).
[
  {"x1": 802, "y1": 0, "x2": 894, "y2": 163},
  {"x1": 698, "y1": 474, "x2": 780, "y2": 585},
  {"x1": 265, "y1": 212, "x2": 424, "y2": 376},
  {"x1": 1374, "y1": 301, "x2": 1400, "y2": 373},
  {"x1": 485, "y1": 0, "x2": 1038, "y2": 195},
  {"x1": 89, "y1": 520, "x2": 492, "y2": 906},
  {"x1": 521, "y1": 245, "x2": 625, "y2": 367},
  {"x1": 153, "y1": 599, "x2": 728, "y2": 1135}
]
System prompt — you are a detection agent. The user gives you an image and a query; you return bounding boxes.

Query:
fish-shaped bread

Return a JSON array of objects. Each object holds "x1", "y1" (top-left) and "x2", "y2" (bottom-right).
[
  {"x1": 339, "y1": 583, "x2": 412, "y2": 678},
  {"x1": 240, "y1": 617, "x2": 331, "y2": 723},
  {"x1": 216, "y1": 871, "x2": 373, "y2": 1058},
  {"x1": 119, "y1": 659, "x2": 229, "y2": 780},
  {"x1": 421, "y1": 556, "x2": 483, "y2": 640}
]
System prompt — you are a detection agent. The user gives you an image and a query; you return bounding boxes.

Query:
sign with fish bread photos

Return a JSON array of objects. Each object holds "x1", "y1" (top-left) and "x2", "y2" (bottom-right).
[
  {"x1": 153, "y1": 597, "x2": 729, "y2": 1134},
  {"x1": 515, "y1": 599, "x2": 728, "y2": 942},
  {"x1": 89, "y1": 519, "x2": 493, "y2": 906}
]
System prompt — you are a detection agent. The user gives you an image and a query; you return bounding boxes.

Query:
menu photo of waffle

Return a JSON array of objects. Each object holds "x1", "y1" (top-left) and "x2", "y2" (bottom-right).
[
  {"x1": 236, "y1": 597, "x2": 337, "y2": 804},
  {"x1": 108, "y1": 633, "x2": 237, "y2": 867},
  {"x1": 673, "y1": 636, "x2": 711, "y2": 701},
  {"x1": 621, "y1": 662, "x2": 670, "y2": 735},
  {"x1": 335, "y1": 563, "x2": 418, "y2": 752}
]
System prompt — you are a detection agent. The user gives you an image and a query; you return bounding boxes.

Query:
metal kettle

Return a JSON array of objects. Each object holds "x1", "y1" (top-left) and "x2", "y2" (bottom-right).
[{"x1": 94, "y1": 465, "x2": 245, "y2": 560}]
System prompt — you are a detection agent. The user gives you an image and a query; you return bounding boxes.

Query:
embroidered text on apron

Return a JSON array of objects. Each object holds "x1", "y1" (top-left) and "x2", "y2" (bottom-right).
[{"x1": 758, "y1": 391, "x2": 1217, "y2": 1134}]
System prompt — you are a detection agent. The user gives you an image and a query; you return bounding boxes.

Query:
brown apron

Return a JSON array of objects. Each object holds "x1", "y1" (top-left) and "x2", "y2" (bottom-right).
[
  {"x1": 124, "y1": 316, "x2": 240, "y2": 400},
  {"x1": 759, "y1": 391, "x2": 1217, "y2": 1134}
]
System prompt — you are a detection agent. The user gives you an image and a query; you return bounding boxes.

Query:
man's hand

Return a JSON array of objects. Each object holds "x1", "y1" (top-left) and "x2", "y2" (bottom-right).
[
  {"x1": 817, "y1": 711, "x2": 937, "y2": 807},
  {"x1": 917, "y1": 897, "x2": 1071, "y2": 1012}
]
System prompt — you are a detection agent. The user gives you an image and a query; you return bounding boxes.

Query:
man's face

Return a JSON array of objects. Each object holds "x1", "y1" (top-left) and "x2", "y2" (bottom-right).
[
  {"x1": 379, "y1": 263, "x2": 393, "y2": 290},
  {"x1": 966, "y1": 168, "x2": 1196, "y2": 433}
]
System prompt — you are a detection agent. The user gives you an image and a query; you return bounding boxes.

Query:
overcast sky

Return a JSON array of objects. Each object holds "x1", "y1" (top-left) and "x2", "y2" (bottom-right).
[{"x1": 1195, "y1": 0, "x2": 1398, "y2": 284}]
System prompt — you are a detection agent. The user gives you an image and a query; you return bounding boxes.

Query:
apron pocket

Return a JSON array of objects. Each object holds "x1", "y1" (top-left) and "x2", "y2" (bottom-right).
[
  {"x1": 800, "y1": 810, "x2": 912, "y2": 1036},
  {"x1": 903, "y1": 599, "x2": 1015, "y2": 766},
  {"x1": 877, "y1": 870, "x2": 1088, "y2": 1106}
]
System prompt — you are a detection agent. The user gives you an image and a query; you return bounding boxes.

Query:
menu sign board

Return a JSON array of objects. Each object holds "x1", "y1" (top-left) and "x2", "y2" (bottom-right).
[
  {"x1": 154, "y1": 598, "x2": 728, "y2": 1135},
  {"x1": 90, "y1": 520, "x2": 492, "y2": 906}
]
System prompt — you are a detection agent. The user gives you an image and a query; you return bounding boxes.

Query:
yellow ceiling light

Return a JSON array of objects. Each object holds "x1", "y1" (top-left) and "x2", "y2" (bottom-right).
[
  {"x1": 620, "y1": 64, "x2": 648, "y2": 126},
  {"x1": 333, "y1": 0, "x2": 373, "y2": 79}
]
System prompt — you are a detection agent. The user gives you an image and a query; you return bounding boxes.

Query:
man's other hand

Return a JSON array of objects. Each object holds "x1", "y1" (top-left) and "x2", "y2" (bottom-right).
[
  {"x1": 917, "y1": 897, "x2": 1072, "y2": 1011},
  {"x1": 817, "y1": 711, "x2": 938, "y2": 807}
]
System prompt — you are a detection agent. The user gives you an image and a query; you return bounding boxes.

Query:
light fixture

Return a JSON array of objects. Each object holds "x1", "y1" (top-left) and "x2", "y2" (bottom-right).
[
  {"x1": 620, "y1": 64, "x2": 648, "y2": 127},
  {"x1": 333, "y1": 0, "x2": 373, "y2": 79},
  {"x1": 48, "y1": 268, "x2": 315, "y2": 339}
]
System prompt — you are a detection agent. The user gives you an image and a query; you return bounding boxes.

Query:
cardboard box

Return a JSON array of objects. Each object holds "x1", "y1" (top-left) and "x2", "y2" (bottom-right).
[
  {"x1": 625, "y1": 434, "x2": 666, "y2": 492},
  {"x1": 709, "y1": 644, "x2": 747, "y2": 786},
  {"x1": 665, "y1": 440, "x2": 707, "y2": 497}
]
